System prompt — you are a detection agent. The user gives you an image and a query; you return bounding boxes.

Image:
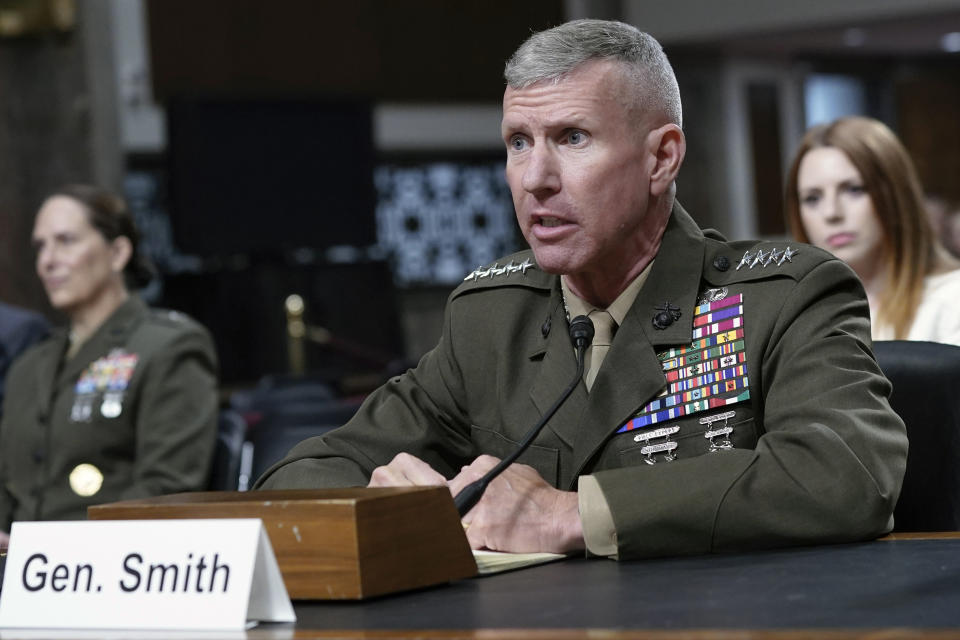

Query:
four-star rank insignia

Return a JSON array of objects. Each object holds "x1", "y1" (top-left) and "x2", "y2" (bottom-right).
[
  {"x1": 735, "y1": 246, "x2": 798, "y2": 270},
  {"x1": 463, "y1": 258, "x2": 536, "y2": 282}
]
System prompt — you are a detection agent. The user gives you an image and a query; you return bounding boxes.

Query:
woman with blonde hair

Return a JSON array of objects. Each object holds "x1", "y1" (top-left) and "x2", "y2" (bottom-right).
[{"x1": 785, "y1": 116, "x2": 960, "y2": 345}]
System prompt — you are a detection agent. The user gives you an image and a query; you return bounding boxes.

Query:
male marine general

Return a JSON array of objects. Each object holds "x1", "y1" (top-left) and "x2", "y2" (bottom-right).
[{"x1": 256, "y1": 19, "x2": 907, "y2": 560}]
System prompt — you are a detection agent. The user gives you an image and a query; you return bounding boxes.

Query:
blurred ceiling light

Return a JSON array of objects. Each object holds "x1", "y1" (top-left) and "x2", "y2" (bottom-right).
[
  {"x1": 941, "y1": 32, "x2": 960, "y2": 52},
  {"x1": 842, "y1": 27, "x2": 867, "y2": 47}
]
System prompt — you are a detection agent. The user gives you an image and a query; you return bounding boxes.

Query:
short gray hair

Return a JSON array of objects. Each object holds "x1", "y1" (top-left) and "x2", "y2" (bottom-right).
[{"x1": 504, "y1": 19, "x2": 682, "y2": 128}]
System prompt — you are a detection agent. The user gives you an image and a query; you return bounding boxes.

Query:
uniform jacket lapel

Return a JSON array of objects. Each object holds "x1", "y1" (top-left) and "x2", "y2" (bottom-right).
[
  {"x1": 569, "y1": 202, "x2": 707, "y2": 482},
  {"x1": 528, "y1": 284, "x2": 587, "y2": 449},
  {"x1": 34, "y1": 332, "x2": 67, "y2": 420}
]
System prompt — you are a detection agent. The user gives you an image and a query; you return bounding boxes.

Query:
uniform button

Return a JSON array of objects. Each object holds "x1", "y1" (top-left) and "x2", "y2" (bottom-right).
[
  {"x1": 713, "y1": 256, "x2": 730, "y2": 272},
  {"x1": 32, "y1": 449, "x2": 45, "y2": 464}
]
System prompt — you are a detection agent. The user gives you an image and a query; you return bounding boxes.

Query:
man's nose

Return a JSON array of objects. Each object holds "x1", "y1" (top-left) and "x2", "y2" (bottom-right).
[{"x1": 521, "y1": 144, "x2": 560, "y2": 196}]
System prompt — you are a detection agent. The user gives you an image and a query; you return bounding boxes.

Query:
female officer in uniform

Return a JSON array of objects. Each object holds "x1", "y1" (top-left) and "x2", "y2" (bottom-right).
[
  {"x1": 786, "y1": 116, "x2": 960, "y2": 345},
  {"x1": 0, "y1": 185, "x2": 218, "y2": 545}
]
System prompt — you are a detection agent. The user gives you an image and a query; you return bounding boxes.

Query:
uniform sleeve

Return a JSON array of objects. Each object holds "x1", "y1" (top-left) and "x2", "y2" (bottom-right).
[
  {"x1": 120, "y1": 325, "x2": 219, "y2": 499},
  {"x1": 591, "y1": 259, "x2": 908, "y2": 559},
  {"x1": 255, "y1": 296, "x2": 475, "y2": 490}
]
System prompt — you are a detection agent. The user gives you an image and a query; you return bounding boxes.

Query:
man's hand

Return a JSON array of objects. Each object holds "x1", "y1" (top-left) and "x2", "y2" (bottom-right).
[
  {"x1": 367, "y1": 452, "x2": 448, "y2": 487},
  {"x1": 450, "y1": 455, "x2": 584, "y2": 554}
]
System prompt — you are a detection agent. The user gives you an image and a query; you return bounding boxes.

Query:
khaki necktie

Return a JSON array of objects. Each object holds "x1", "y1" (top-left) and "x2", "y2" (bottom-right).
[{"x1": 584, "y1": 310, "x2": 616, "y2": 391}]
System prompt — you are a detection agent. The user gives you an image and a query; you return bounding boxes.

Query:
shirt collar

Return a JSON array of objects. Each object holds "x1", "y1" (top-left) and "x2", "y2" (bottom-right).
[{"x1": 560, "y1": 260, "x2": 654, "y2": 326}]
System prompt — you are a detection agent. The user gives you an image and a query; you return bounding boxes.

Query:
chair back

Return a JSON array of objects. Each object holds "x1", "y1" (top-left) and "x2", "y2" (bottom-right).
[
  {"x1": 873, "y1": 340, "x2": 960, "y2": 531},
  {"x1": 208, "y1": 408, "x2": 248, "y2": 491},
  {"x1": 246, "y1": 398, "x2": 362, "y2": 484}
]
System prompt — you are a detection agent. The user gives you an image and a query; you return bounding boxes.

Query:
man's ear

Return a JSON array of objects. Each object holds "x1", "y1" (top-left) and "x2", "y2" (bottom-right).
[
  {"x1": 110, "y1": 236, "x2": 133, "y2": 274},
  {"x1": 646, "y1": 123, "x2": 686, "y2": 197}
]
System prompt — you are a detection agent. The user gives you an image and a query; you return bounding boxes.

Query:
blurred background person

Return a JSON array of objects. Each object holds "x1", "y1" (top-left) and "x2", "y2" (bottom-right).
[
  {"x1": 0, "y1": 184, "x2": 219, "y2": 546},
  {"x1": 944, "y1": 208, "x2": 960, "y2": 260},
  {"x1": 924, "y1": 193, "x2": 960, "y2": 260},
  {"x1": 0, "y1": 301, "x2": 49, "y2": 418},
  {"x1": 785, "y1": 116, "x2": 960, "y2": 346}
]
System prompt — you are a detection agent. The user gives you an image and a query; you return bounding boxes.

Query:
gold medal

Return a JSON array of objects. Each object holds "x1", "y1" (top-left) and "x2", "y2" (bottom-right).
[{"x1": 69, "y1": 463, "x2": 103, "y2": 497}]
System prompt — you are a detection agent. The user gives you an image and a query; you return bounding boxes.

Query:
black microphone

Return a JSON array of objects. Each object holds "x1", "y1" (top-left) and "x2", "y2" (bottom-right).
[{"x1": 454, "y1": 315, "x2": 595, "y2": 517}]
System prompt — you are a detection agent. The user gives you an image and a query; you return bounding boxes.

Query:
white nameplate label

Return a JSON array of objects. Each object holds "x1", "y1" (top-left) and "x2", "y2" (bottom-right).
[{"x1": 0, "y1": 519, "x2": 295, "y2": 631}]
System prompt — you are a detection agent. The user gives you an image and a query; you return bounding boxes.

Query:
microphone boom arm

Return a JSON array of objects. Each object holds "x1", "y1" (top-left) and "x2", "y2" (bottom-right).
[{"x1": 453, "y1": 315, "x2": 594, "y2": 517}]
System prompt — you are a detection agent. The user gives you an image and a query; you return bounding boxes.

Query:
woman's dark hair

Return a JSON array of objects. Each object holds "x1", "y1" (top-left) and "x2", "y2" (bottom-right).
[{"x1": 49, "y1": 184, "x2": 155, "y2": 289}]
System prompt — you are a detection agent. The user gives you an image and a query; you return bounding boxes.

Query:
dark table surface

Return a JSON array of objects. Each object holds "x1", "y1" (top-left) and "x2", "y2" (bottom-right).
[
  {"x1": 0, "y1": 536, "x2": 957, "y2": 638},
  {"x1": 281, "y1": 538, "x2": 960, "y2": 631}
]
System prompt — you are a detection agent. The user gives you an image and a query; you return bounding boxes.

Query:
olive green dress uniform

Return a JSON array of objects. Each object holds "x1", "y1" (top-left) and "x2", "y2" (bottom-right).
[
  {"x1": 256, "y1": 203, "x2": 908, "y2": 559},
  {"x1": 0, "y1": 296, "x2": 218, "y2": 530}
]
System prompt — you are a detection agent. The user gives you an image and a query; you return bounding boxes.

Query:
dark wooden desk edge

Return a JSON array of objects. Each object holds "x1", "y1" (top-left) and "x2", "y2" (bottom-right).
[
  {"x1": 262, "y1": 629, "x2": 960, "y2": 639},
  {"x1": 879, "y1": 530, "x2": 960, "y2": 540}
]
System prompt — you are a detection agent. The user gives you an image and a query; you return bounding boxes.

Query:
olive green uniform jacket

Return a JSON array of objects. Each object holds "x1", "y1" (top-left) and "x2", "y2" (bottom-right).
[
  {"x1": 0, "y1": 296, "x2": 218, "y2": 530},
  {"x1": 257, "y1": 203, "x2": 908, "y2": 559}
]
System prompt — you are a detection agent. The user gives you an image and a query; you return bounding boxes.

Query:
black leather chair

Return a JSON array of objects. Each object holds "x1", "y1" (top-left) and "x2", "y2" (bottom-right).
[
  {"x1": 229, "y1": 372, "x2": 337, "y2": 413},
  {"x1": 208, "y1": 408, "x2": 248, "y2": 491},
  {"x1": 873, "y1": 340, "x2": 960, "y2": 531},
  {"x1": 230, "y1": 373, "x2": 365, "y2": 486},
  {"x1": 245, "y1": 398, "x2": 363, "y2": 484}
]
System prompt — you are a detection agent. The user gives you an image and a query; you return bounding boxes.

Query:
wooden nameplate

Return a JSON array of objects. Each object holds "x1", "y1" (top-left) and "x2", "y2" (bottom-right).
[{"x1": 88, "y1": 487, "x2": 477, "y2": 600}]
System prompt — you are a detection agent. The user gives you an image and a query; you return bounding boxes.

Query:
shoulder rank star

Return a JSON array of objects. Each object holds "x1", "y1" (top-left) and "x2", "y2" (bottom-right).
[
  {"x1": 778, "y1": 246, "x2": 798, "y2": 265},
  {"x1": 750, "y1": 249, "x2": 769, "y2": 268},
  {"x1": 735, "y1": 246, "x2": 799, "y2": 270},
  {"x1": 463, "y1": 258, "x2": 536, "y2": 282}
]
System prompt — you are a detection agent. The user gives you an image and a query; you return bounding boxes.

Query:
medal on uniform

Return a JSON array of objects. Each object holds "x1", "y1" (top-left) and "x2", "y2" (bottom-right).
[
  {"x1": 69, "y1": 463, "x2": 104, "y2": 497},
  {"x1": 101, "y1": 349, "x2": 137, "y2": 418},
  {"x1": 72, "y1": 368, "x2": 97, "y2": 423},
  {"x1": 100, "y1": 391, "x2": 123, "y2": 419},
  {"x1": 701, "y1": 410, "x2": 736, "y2": 452},
  {"x1": 70, "y1": 393, "x2": 94, "y2": 422}
]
